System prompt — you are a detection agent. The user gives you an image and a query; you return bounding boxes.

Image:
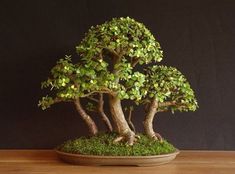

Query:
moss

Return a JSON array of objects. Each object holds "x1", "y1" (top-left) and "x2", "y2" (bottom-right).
[{"x1": 57, "y1": 133, "x2": 177, "y2": 156}]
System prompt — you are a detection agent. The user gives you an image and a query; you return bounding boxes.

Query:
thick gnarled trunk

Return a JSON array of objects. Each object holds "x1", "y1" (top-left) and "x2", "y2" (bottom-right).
[
  {"x1": 109, "y1": 95, "x2": 130, "y2": 133},
  {"x1": 108, "y1": 53, "x2": 137, "y2": 145},
  {"x1": 143, "y1": 99, "x2": 162, "y2": 141},
  {"x1": 109, "y1": 95, "x2": 136, "y2": 145},
  {"x1": 74, "y1": 98, "x2": 98, "y2": 135}
]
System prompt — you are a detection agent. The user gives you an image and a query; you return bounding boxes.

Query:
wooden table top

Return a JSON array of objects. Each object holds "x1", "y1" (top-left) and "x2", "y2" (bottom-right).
[{"x1": 0, "y1": 150, "x2": 234, "y2": 174}]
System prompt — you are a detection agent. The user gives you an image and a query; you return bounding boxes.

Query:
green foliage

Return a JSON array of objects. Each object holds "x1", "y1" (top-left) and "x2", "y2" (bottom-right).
[
  {"x1": 38, "y1": 55, "x2": 113, "y2": 110},
  {"x1": 112, "y1": 58, "x2": 146, "y2": 101},
  {"x1": 86, "y1": 102, "x2": 97, "y2": 112},
  {"x1": 57, "y1": 133, "x2": 176, "y2": 156},
  {"x1": 121, "y1": 71, "x2": 146, "y2": 101},
  {"x1": 76, "y1": 17, "x2": 163, "y2": 64},
  {"x1": 141, "y1": 65, "x2": 198, "y2": 112},
  {"x1": 38, "y1": 96, "x2": 54, "y2": 110},
  {"x1": 39, "y1": 17, "x2": 198, "y2": 115}
]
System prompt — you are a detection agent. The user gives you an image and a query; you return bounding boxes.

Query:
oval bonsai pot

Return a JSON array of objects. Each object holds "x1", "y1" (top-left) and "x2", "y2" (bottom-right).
[{"x1": 55, "y1": 149, "x2": 180, "y2": 166}]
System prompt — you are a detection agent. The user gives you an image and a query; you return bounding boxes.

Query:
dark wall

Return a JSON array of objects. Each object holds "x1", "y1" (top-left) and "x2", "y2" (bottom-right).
[{"x1": 1, "y1": 0, "x2": 235, "y2": 150}]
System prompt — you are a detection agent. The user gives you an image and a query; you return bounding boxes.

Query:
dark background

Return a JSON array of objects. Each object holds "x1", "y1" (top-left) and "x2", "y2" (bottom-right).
[{"x1": 0, "y1": 0, "x2": 235, "y2": 150}]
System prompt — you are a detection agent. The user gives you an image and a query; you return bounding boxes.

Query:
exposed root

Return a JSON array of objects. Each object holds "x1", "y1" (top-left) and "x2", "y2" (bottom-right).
[
  {"x1": 113, "y1": 131, "x2": 140, "y2": 146},
  {"x1": 135, "y1": 135, "x2": 141, "y2": 139},
  {"x1": 113, "y1": 136, "x2": 124, "y2": 143},
  {"x1": 151, "y1": 132, "x2": 163, "y2": 142}
]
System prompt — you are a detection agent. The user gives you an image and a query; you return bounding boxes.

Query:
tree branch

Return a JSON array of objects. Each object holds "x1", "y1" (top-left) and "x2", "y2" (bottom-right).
[
  {"x1": 157, "y1": 108, "x2": 168, "y2": 112},
  {"x1": 158, "y1": 101, "x2": 176, "y2": 107},
  {"x1": 53, "y1": 97, "x2": 73, "y2": 104},
  {"x1": 82, "y1": 88, "x2": 115, "y2": 98},
  {"x1": 157, "y1": 101, "x2": 188, "y2": 112},
  {"x1": 105, "y1": 48, "x2": 120, "y2": 61},
  {"x1": 131, "y1": 57, "x2": 139, "y2": 67},
  {"x1": 87, "y1": 96, "x2": 99, "y2": 103}
]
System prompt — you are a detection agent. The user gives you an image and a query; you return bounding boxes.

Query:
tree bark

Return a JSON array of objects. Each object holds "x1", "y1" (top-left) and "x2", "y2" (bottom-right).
[
  {"x1": 108, "y1": 52, "x2": 136, "y2": 145},
  {"x1": 143, "y1": 99, "x2": 162, "y2": 141},
  {"x1": 108, "y1": 95, "x2": 120, "y2": 133},
  {"x1": 74, "y1": 98, "x2": 98, "y2": 135},
  {"x1": 109, "y1": 95, "x2": 136, "y2": 144},
  {"x1": 127, "y1": 107, "x2": 136, "y2": 132},
  {"x1": 98, "y1": 94, "x2": 113, "y2": 132}
]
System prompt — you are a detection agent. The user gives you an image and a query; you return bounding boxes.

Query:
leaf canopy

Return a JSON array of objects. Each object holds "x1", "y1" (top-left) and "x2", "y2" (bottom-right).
[
  {"x1": 38, "y1": 56, "x2": 114, "y2": 109},
  {"x1": 76, "y1": 17, "x2": 163, "y2": 65},
  {"x1": 141, "y1": 65, "x2": 198, "y2": 112},
  {"x1": 39, "y1": 17, "x2": 198, "y2": 114}
]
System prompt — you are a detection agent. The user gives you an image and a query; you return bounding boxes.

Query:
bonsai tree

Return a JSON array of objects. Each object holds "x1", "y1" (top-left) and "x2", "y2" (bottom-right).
[
  {"x1": 39, "y1": 17, "x2": 198, "y2": 146},
  {"x1": 38, "y1": 55, "x2": 114, "y2": 135},
  {"x1": 140, "y1": 65, "x2": 198, "y2": 141}
]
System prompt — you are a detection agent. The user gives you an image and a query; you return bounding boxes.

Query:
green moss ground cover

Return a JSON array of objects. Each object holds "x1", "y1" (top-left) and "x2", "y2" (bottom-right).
[{"x1": 57, "y1": 133, "x2": 176, "y2": 156}]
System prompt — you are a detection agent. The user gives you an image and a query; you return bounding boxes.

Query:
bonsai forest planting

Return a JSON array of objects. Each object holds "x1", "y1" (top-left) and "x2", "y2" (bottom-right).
[{"x1": 39, "y1": 17, "x2": 198, "y2": 156}]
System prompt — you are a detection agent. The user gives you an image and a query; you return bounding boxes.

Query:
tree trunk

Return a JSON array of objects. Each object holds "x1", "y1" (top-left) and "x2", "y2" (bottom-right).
[
  {"x1": 143, "y1": 99, "x2": 162, "y2": 141},
  {"x1": 98, "y1": 110, "x2": 113, "y2": 132},
  {"x1": 108, "y1": 95, "x2": 120, "y2": 133},
  {"x1": 108, "y1": 54, "x2": 136, "y2": 144},
  {"x1": 98, "y1": 94, "x2": 113, "y2": 132},
  {"x1": 143, "y1": 99, "x2": 157, "y2": 138},
  {"x1": 74, "y1": 98, "x2": 98, "y2": 135},
  {"x1": 127, "y1": 107, "x2": 136, "y2": 132},
  {"x1": 109, "y1": 95, "x2": 135, "y2": 144}
]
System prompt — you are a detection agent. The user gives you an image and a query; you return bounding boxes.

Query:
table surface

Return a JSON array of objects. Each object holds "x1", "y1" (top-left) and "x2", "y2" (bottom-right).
[{"x1": 0, "y1": 150, "x2": 235, "y2": 174}]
